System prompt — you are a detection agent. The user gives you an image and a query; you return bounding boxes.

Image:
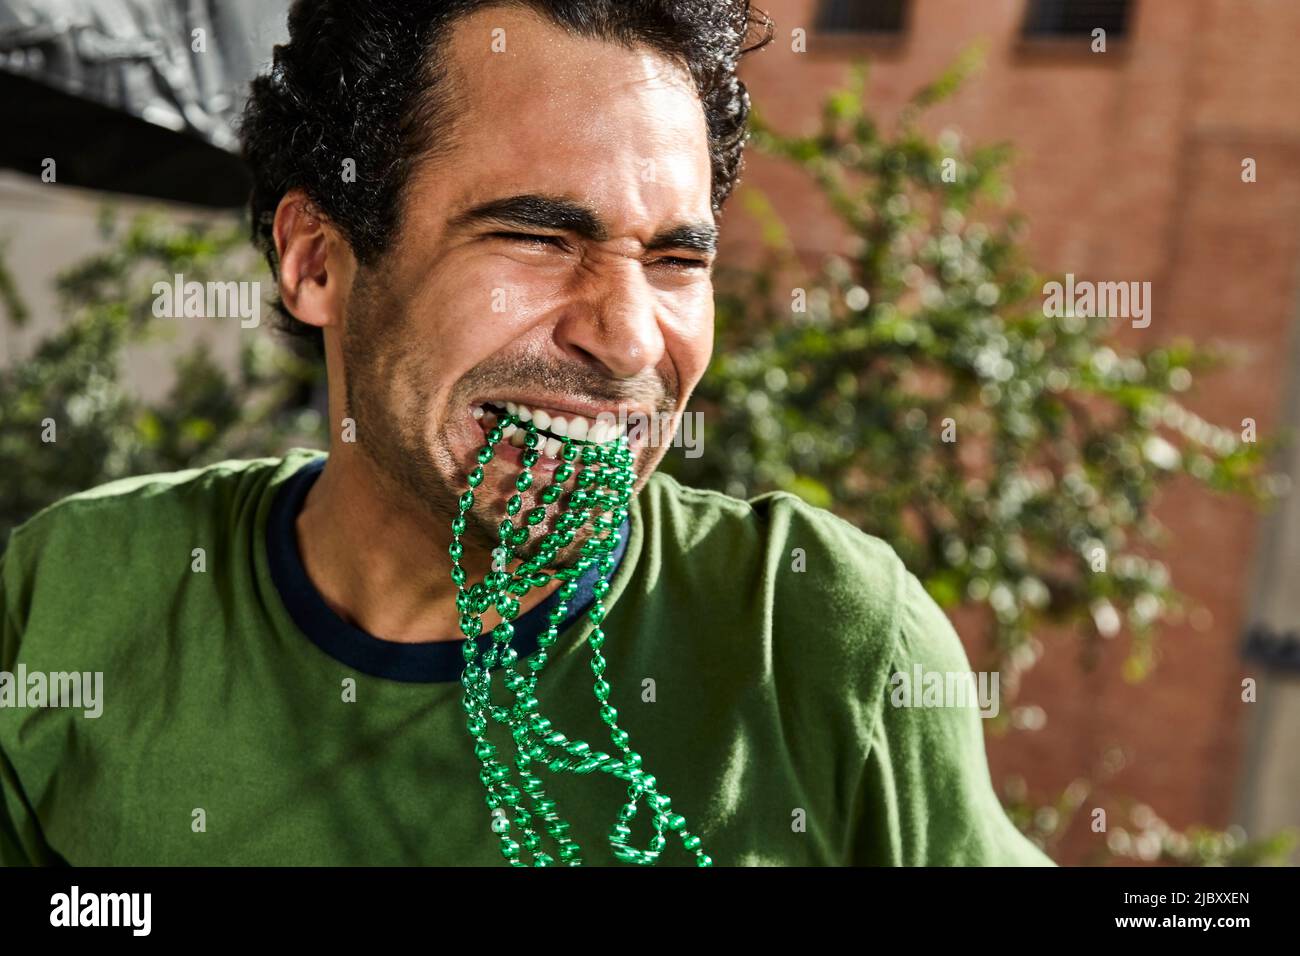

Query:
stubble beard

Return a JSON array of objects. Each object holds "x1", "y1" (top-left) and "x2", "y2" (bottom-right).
[{"x1": 338, "y1": 283, "x2": 666, "y2": 570}]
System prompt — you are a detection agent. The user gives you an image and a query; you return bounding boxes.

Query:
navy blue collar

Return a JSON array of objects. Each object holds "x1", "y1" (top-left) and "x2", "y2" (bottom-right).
[{"x1": 266, "y1": 456, "x2": 630, "y2": 683}]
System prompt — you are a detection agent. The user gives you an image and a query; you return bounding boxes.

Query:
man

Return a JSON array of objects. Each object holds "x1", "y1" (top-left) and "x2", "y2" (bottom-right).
[{"x1": 0, "y1": 0, "x2": 1052, "y2": 866}]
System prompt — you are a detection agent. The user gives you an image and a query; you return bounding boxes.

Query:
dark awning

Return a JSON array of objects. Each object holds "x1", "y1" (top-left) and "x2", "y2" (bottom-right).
[{"x1": 0, "y1": 0, "x2": 288, "y2": 207}]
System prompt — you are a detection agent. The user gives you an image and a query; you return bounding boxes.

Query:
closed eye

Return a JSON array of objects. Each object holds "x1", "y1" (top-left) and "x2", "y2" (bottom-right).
[
  {"x1": 490, "y1": 231, "x2": 710, "y2": 271},
  {"x1": 489, "y1": 231, "x2": 568, "y2": 250},
  {"x1": 652, "y1": 256, "x2": 711, "y2": 271}
]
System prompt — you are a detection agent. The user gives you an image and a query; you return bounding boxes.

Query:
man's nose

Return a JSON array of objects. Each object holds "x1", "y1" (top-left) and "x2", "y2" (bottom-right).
[{"x1": 553, "y1": 263, "x2": 666, "y2": 380}]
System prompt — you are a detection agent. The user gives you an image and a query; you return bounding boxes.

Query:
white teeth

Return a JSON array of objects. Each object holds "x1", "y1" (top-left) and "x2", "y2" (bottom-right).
[
  {"x1": 495, "y1": 401, "x2": 617, "y2": 443},
  {"x1": 472, "y1": 406, "x2": 484, "y2": 420},
  {"x1": 543, "y1": 437, "x2": 562, "y2": 459},
  {"x1": 502, "y1": 423, "x2": 518, "y2": 438},
  {"x1": 509, "y1": 429, "x2": 526, "y2": 448}
]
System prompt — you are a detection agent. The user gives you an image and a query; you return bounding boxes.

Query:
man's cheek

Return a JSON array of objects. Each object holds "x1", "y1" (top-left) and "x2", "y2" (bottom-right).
[
  {"x1": 665, "y1": 291, "x2": 715, "y2": 379},
  {"x1": 447, "y1": 258, "x2": 566, "y2": 326}
]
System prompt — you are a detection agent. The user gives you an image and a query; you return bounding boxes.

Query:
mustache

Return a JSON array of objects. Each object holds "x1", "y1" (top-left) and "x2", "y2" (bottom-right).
[{"x1": 455, "y1": 353, "x2": 677, "y2": 413}]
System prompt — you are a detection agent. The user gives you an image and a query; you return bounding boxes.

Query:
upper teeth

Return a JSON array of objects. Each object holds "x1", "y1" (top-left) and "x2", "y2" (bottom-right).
[{"x1": 481, "y1": 401, "x2": 621, "y2": 449}]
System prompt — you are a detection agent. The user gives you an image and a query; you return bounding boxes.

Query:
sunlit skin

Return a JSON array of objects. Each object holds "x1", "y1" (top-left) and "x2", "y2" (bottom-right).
[{"x1": 272, "y1": 8, "x2": 717, "y2": 644}]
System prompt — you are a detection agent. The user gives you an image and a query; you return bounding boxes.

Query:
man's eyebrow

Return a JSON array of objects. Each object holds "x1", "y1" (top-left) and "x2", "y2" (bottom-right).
[
  {"x1": 450, "y1": 193, "x2": 718, "y2": 256},
  {"x1": 645, "y1": 223, "x2": 718, "y2": 257},
  {"x1": 449, "y1": 194, "x2": 608, "y2": 240}
]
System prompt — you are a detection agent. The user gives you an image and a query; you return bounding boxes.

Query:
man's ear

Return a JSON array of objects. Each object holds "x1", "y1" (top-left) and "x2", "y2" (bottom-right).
[{"x1": 273, "y1": 189, "x2": 355, "y2": 330}]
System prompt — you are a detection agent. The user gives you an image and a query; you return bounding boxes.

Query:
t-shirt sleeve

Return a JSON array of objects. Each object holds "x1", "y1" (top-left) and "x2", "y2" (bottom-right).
[
  {"x1": 852, "y1": 567, "x2": 1055, "y2": 866},
  {"x1": 0, "y1": 532, "x2": 58, "y2": 867}
]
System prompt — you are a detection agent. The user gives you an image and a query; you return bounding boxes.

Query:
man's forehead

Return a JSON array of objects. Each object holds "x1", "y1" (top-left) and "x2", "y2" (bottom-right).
[
  {"x1": 444, "y1": 5, "x2": 698, "y2": 101},
  {"x1": 433, "y1": 10, "x2": 712, "y2": 204}
]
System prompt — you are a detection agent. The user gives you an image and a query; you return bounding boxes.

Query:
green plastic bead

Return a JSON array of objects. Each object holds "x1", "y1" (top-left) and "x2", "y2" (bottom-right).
[{"x1": 448, "y1": 398, "x2": 707, "y2": 868}]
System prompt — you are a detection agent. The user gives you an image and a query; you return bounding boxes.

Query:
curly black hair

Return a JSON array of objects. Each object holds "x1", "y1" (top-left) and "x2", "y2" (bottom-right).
[{"x1": 239, "y1": 0, "x2": 774, "y2": 350}]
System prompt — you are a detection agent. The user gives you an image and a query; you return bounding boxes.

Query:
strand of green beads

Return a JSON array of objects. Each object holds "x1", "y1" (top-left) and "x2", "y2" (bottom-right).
[
  {"x1": 488, "y1": 428, "x2": 710, "y2": 866},
  {"x1": 504, "y1": 442, "x2": 702, "y2": 865},
  {"x1": 486, "y1": 419, "x2": 580, "y2": 865},
  {"x1": 567, "y1": 441, "x2": 704, "y2": 865},
  {"x1": 504, "y1": 437, "x2": 692, "y2": 866},
  {"x1": 489, "y1": 420, "x2": 624, "y2": 865},
  {"x1": 451, "y1": 412, "x2": 711, "y2": 866},
  {"x1": 459, "y1": 415, "x2": 586, "y2": 865},
  {"x1": 452, "y1": 419, "x2": 546, "y2": 864}
]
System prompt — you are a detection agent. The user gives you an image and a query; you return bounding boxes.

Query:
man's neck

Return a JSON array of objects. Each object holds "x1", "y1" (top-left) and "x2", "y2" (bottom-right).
[{"x1": 294, "y1": 450, "x2": 561, "y2": 644}]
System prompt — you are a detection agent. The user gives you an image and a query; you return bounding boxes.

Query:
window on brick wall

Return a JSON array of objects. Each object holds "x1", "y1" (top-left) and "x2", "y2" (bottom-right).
[
  {"x1": 1023, "y1": 0, "x2": 1131, "y2": 38},
  {"x1": 816, "y1": 0, "x2": 908, "y2": 34}
]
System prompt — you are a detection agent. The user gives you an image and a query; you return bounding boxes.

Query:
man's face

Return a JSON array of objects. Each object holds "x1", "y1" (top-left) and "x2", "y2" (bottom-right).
[{"x1": 339, "y1": 7, "x2": 717, "y2": 557}]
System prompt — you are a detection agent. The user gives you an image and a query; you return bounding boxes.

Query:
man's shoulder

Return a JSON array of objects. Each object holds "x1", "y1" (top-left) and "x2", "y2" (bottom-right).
[
  {"x1": 643, "y1": 471, "x2": 911, "y2": 601},
  {"x1": 640, "y1": 472, "x2": 932, "y2": 659},
  {"x1": 643, "y1": 470, "x2": 899, "y2": 548},
  {"x1": 642, "y1": 471, "x2": 975, "y2": 690},
  {"x1": 6, "y1": 450, "x2": 323, "y2": 556},
  {"x1": 1, "y1": 450, "x2": 325, "y2": 623}
]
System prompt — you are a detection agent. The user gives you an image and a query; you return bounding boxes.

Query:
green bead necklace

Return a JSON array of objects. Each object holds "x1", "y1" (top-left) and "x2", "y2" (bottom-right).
[{"x1": 449, "y1": 410, "x2": 712, "y2": 867}]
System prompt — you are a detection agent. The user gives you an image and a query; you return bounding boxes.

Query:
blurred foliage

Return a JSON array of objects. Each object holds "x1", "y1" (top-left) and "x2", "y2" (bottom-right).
[
  {"x1": 0, "y1": 55, "x2": 1293, "y2": 865},
  {"x1": 0, "y1": 211, "x2": 325, "y2": 545},
  {"x1": 0, "y1": 238, "x2": 28, "y2": 327},
  {"x1": 669, "y1": 57, "x2": 1284, "y2": 689},
  {"x1": 1003, "y1": 771, "x2": 1298, "y2": 867}
]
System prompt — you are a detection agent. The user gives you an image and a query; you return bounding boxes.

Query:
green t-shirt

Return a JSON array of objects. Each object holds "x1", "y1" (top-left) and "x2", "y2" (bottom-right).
[{"x1": 0, "y1": 449, "x2": 1052, "y2": 866}]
